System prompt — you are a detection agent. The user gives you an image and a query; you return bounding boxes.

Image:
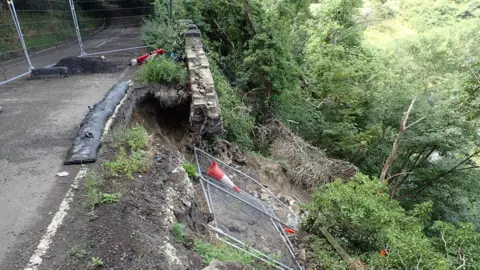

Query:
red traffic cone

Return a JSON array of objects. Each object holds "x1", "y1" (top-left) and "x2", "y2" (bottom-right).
[{"x1": 207, "y1": 162, "x2": 240, "y2": 192}]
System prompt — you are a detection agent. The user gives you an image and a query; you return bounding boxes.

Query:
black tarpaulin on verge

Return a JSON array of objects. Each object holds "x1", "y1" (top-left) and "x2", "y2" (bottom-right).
[{"x1": 64, "y1": 82, "x2": 129, "y2": 165}]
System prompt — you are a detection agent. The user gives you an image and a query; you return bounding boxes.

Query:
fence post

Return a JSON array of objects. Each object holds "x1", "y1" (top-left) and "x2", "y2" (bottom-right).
[
  {"x1": 68, "y1": 0, "x2": 86, "y2": 56},
  {"x1": 7, "y1": 0, "x2": 34, "y2": 71}
]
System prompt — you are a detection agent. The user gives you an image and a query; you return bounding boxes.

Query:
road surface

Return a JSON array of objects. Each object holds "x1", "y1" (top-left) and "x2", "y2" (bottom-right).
[{"x1": 0, "y1": 20, "x2": 146, "y2": 268}]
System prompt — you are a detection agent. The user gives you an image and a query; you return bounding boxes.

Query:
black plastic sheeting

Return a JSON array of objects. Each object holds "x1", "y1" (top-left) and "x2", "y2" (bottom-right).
[{"x1": 64, "y1": 82, "x2": 129, "y2": 165}]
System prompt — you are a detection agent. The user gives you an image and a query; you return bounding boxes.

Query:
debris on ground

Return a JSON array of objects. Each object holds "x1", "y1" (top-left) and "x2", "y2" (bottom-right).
[
  {"x1": 56, "y1": 171, "x2": 69, "y2": 177},
  {"x1": 0, "y1": 105, "x2": 2, "y2": 113},
  {"x1": 259, "y1": 119, "x2": 358, "y2": 191},
  {"x1": 203, "y1": 259, "x2": 255, "y2": 270}
]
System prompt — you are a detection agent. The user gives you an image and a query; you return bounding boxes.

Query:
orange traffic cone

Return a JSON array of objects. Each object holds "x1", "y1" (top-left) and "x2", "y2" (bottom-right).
[{"x1": 207, "y1": 162, "x2": 240, "y2": 192}]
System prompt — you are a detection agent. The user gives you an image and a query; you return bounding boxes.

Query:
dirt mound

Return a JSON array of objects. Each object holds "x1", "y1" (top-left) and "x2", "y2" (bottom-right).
[{"x1": 54, "y1": 56, "x2": 124, "y2": 75}]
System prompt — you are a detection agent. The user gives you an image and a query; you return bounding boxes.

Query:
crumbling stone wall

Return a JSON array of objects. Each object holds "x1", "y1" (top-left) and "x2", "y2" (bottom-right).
[{"x1": 185, "y1": 25, "x2": 223, "y2": 136}]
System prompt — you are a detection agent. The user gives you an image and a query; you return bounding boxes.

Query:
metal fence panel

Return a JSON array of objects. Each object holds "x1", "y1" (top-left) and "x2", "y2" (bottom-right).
[
  {"x1": 195, "y1": 148, "x2": 302, "y2": 270},
  {"x1": 0, "y1": 1, "x2": 32, "y2": 86},
  {"x1": 74, "y1": 0, "x2": 153, "y2": 56}
]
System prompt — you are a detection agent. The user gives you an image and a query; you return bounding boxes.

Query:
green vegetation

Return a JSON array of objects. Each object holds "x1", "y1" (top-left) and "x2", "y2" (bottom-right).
[
  {"x1": 89, "y1": 257, "x2": 104, "y2": 268},
  {"x1": 171, "y1": 222, "x2": 187, "y2": 243},
  {"x1": 104, "y1": 125, "x2": 150, "y2": 179},
  {"x1": 182, "y1": 162, "x2": 199, "y2": 180},
  {"x1": 193, "y1": 239, "x2": 255, "y2": 265},
  {"x1": 115, "y1": 124, "x2": 149, "y2": 151},
  {"x1": 101, "y1": 192, "x2": 121, "y2": 204},
  {"x1": 143, "y1": 0, "x2": 480, "y2": 268},
  {"x1": 209, "y1": 61, "x2": 255, "y2": 150},
  {"x1": 103, "y1": 147, "x2": 147, "y2": 179},
  {"x1": 141, "y1": 0, "x2": 189, "y2": 54},
  {"x1": 83, "y1": 172, "x2": 121, "y2": 211},
  {"x1": 69, "y1": 244, "x2": 88, "y2": 259},
  {"x1": 138, "y1": 57, "x2": 188, "y2": 85},
  {"x1": 84, "y1": 172, "x2": 105, "y2": 211}
]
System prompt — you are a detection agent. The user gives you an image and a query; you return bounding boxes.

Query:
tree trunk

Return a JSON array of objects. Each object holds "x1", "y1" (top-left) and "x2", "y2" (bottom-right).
[{"x1": 379, "y1": 97, "x2": 420, "y2": 183}]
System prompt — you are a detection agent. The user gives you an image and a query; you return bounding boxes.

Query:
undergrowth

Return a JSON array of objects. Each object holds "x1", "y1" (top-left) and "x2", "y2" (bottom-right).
[
  {"x1": 194, "y1": 239, "x2": 255, "y2": 266},
  {"x1": 84, "y1": 172, "x2": 105, "y2": 211},
  {"x1": 138, "y1": 57, "x2": 187, "y2": 86},
  {"x1": 182, "y1": 162, "x2": 199, "y2": 180},
  {"x1": 209, "y1": 56, "x2": 255, "y2": 150},
  {"x1": 84, "y1": 172, "x2": 121, "y2": 211},
  {"x1": 171, "y1": 223, "x2": 186, "y2": 243},
  {"x1": 115, "y1": 124, "x2": 149, "y2": 151},
  {"x1": 103, "y1": 147, "x2": 148, "y2": 179},
  {"x1": 105, "y1": 125, "x2": 150, "y2": 179}
]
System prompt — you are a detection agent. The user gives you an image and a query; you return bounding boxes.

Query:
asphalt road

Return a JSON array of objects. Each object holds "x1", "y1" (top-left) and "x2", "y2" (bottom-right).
[{"x1": 0, "y1": 21, "x2": 146, "y2": 268}]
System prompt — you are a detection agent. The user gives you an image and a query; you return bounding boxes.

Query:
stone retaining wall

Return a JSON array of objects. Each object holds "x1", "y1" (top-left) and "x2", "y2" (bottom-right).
[{"x1": 185, "y1": 25, "x2": 222, "y2": 137}]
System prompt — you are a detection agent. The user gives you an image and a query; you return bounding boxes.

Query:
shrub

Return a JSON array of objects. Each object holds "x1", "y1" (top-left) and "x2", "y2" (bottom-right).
[
  {"x1": 141, "y1": 0, "x2": 188, "y2": 54},
  {"x1": 209, "y1": 56, "x2": 255, "y2": 150},
  {"x1": 138, "y1": 57, "x2": 187, "y2": 85},
  {"x1": 302, "y1": 173, "x2": 449, "y2": 269}
]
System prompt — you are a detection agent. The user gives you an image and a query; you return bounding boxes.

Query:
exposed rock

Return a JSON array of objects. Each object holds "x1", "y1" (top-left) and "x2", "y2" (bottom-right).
[
  {"x1": 232, "y1": 151, "x2": 247, "y2": 165},
  {"x1": 298, "y1": 249, "x2": 306, "y2": 261},
  {"x1": 203, "y1": 259, "x2": 255, "y2": 270},
  {"x1": 260, "y1": 192, "x2": 270, "y2": 202}
]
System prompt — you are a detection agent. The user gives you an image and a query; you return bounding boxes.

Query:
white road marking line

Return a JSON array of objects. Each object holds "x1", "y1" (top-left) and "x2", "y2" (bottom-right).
[
  {"x1": 23, "y1": 74, "x2": 131, "y2": 270},
  {"x1": 93, "y1": 26, "x2": 126, "y2": 50},
  {"x1": 24, "y1": 168, "x2": 88, "y2": 270},
  {"x1": 94, "y1": 41, "x2": 108, "y2": 49},
  {"x1": 102, "y1": 86, "x2": 129, "y2": 139}
]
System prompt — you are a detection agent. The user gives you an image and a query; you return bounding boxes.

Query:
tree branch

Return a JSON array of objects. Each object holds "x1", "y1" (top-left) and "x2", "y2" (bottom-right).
[
  {"x1": 379, "y1": 97, "x2": 418, "y2": 183},
  {"x1": 456, "y1": 248, "x2": 465, "y2": 270},
  {"x1": 389, "y1": 172, "x2": 413, "y2": 199},
  {"x1": 397, "y1": 149, "x2": 480, "y2": 200}
]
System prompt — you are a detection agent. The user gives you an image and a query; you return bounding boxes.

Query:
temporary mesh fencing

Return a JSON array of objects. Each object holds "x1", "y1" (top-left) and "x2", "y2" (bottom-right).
[
  {"x1": 13, "y1": 0, "x2": 79, "y2": 69},
  {"x1": 74, "y1": 0, "x2": 153, "y2": 56},
  {"x1": 195, "y1": 148, "x2": 303, "y2": 270},
  {"x1": 1, "y1": 1, "x2": 32, "y2": 84},
  {"x1": 0, "y1": 0, "x2": 156, "y2": 86}
]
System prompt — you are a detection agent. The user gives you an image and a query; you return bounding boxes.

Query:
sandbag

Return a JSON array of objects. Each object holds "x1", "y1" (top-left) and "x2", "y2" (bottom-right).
[{"x1": 64, "y1": 82, "x2": 129, "y2": 165}]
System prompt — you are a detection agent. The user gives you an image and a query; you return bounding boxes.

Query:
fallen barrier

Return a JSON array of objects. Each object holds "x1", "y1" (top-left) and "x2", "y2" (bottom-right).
[{"x1": 64, "y1": 82, "x2": 129, "y2": 165}]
